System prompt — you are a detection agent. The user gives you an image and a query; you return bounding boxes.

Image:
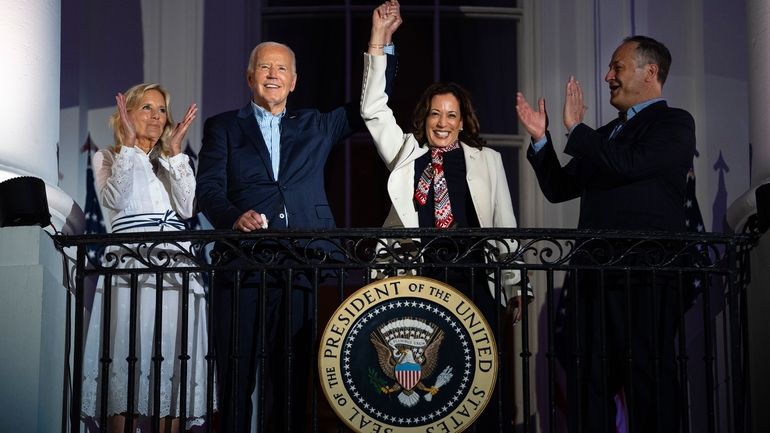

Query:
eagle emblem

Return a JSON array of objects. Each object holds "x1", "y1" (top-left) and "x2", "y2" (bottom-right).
[{"x1": 370, "y1": 317, "x2": 454, "y2": 407}]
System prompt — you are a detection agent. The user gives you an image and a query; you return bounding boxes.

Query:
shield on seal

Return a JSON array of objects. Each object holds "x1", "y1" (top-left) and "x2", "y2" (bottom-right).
[{"x1": 395, "y1": 362, "x2": 421, "y2": 391}]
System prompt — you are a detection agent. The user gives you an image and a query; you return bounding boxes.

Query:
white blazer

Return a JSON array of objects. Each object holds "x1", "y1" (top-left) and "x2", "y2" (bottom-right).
[{"x1": 361, "y1": 53, "x2": 523, "y2": 302}]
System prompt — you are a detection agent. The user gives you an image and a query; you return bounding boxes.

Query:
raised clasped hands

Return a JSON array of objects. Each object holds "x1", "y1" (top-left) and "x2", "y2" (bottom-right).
[
  {"x1": 169, "y1": 103, "x2": 199, "y2": 156},
  {"x1": 371, "y1": 0, "x2": 402, "y2": 45}
]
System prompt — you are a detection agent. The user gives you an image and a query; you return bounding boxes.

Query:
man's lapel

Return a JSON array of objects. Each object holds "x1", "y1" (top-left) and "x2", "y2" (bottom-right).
[
  {"x1": 278, "y1": 112, "x2": 299, "y2": 181},
  {"x1": 612, "y1": 100, "x2": 668, "y2": 142},
  {"x1": 237, "y1": 103, "x2": 276, "y2": 180}
]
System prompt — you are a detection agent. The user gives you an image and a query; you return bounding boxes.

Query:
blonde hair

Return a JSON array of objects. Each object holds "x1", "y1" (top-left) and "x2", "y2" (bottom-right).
[{"x1": 109, "y1": 83, "x2": 175, "y2": 155}]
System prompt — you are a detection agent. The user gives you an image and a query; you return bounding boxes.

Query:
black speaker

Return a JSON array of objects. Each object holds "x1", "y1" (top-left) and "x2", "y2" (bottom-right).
[
  {"x1": 0, "y1": 176, "x2": 51, "y2": 228},
  {"x1": 756, "y1": 183, "x2": 770, "y2": 232}
]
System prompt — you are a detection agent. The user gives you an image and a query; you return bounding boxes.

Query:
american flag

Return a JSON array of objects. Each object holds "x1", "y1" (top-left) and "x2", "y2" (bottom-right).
[
  {"x1": 683, "y1": 150, "x2": 711, "y2": 307},
  {"x1": 82, "y1": 135, "x2": 106, "y2": 262},
  {"x1": 684, "y1": 171, "x2": 705, "y2": 234}
]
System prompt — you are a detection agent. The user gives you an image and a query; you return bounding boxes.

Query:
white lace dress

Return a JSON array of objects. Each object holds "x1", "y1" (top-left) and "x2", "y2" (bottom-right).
[{"x1": 82, "y1": 146, "x2": 214, "y2": 427}]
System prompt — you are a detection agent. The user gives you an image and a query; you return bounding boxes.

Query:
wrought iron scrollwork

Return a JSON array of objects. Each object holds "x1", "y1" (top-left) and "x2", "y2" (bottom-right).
[{"x1": 51, "y1": 228, "x2": 756, "y2": 276}]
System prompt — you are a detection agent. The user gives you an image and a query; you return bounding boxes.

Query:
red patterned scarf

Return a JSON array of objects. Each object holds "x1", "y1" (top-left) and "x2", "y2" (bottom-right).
[{"x1": 414, "y1": 140, "x2": 460, "y2": 228}]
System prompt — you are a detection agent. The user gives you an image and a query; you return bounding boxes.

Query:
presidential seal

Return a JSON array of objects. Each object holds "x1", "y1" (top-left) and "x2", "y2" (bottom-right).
[{"x1": 318, "y1": 276, "x2": 497, "y2": 433}]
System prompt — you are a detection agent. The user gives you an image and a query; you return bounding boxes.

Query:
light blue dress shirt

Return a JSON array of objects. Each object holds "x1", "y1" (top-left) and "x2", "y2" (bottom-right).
[
  {"x1": 251, "y1": 101, "x2": 287, "y2": 225},
  {"x1": 251, "y1": 101, "x2": 285, "y2": 179}
]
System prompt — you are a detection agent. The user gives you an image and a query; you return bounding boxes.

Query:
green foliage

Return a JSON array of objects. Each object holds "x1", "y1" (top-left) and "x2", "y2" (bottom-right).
[{"x1": 368, "y1": 367, "x2": 387, "y2": 392}]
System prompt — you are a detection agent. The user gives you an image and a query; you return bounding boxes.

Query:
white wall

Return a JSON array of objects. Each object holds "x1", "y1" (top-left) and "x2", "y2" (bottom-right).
[{"x1": 0, "y1": 228, "x2": 67, "y2": 432}]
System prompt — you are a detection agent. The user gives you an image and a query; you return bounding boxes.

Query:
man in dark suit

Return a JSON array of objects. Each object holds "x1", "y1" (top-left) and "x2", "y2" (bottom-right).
[
  {"x1": 516, "y1": 36, "x2": 695, "y2": 433},
  {"x1": 196, "y1": 5, "x2": 401, "y2": 431}
]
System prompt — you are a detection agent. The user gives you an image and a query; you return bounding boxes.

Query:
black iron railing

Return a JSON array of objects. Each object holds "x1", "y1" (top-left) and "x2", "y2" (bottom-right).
[{"x1": 53, "y1": 228, "x2": 758, "y2": 433}]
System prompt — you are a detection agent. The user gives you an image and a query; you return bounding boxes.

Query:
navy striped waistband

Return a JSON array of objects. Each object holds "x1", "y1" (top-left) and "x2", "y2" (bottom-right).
[{"x1": 111, "y1": 210, "x2": 186, "y2": 233}]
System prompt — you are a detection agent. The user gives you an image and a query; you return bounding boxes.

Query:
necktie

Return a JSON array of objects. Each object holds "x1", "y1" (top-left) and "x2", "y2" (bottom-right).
[
  {"x1": 609, "y1": 111, "x2": 627, "y2": 141},
  {"x1": 414, "y1": 140, "x2": 460, "y2": 228}
]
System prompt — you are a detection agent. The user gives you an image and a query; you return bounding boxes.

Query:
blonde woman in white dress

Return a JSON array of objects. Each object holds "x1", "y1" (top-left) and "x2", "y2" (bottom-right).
[{"x1": 81, "y1": 83, "x2": 213, "y2": 432}]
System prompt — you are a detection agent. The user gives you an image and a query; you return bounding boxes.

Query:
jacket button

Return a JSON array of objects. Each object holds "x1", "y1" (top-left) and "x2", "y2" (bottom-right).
[{"x1": 279, "y1": 213, "x2": 285, "y2": 219}]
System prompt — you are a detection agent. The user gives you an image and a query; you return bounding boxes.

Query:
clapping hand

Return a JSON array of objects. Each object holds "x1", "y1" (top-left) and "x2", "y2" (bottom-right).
[
  {"x1": 563, "y1": 76, "x2": 586, "y2": 131},
  {"x1": 116, "y1": 92, "x2": 137, "y2": 148},
  {"x1": 515, "y1": 92, "x2": 548, "y2": 141},
  {"x1": 168, "y1": 103, "x2": 198, "y2": 156}
]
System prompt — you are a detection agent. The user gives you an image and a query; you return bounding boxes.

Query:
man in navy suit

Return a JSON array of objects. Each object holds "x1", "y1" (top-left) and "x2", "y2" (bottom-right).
[
  {"x1": 516, "y1": 36, "x2": 695, "y2": 433},
  {"x1": 196, "y1": 5, "x2": 401, "y2": 432}
]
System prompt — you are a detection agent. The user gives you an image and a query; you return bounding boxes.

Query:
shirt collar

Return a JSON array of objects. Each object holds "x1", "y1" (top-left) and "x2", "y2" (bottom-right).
[
  {"x1": 624, "y1": 97, "x2": 665, "y2": 122},
  {"x1": 251, "y1": 100, "x2": 286, "y2": 121}
]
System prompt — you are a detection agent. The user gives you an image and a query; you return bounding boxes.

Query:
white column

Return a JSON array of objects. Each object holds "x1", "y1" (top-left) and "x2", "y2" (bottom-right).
[
  {"x1": 748, "y1": 0, "x2": 770, "y2": 187},
  {"x1": 731, "y1": 0, "x2": 770, "y2": 231},
  {"x1": 0, "y1": 3, "x2": 75, "y2": 432},
  {"x1": 729, "y1": 2, "x2": 770, "y2": 433},
  {"x1": 0, "y1": 227, "x2": 67, "y2": 433},
  {"x1": 0, "y1": 0, "x2": 83, "y2": 233}
]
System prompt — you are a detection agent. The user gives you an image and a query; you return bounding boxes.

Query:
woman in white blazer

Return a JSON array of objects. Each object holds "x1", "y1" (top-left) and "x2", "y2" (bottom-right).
[
  {"x1": 362, "y1": 4, "x2": 524, "y2": 306},
  {"x1": 362, "y1": 6, "x2": 524, "y2": 430}
]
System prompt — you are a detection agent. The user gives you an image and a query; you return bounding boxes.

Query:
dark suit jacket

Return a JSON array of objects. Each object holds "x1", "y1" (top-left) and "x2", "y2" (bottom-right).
[
  {"x1": 197, "y1": 55, "x2": 396, "y2": 230},
  {"x1": 527, "y1": 100, "x2": 695, "y2": 231},
  {"x1": 532, "y1": 102, "x2": 695, "y2": 433}
]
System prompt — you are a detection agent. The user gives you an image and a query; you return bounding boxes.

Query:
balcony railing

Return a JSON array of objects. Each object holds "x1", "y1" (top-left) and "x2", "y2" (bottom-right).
[{"x1": 53, "y1": 228, "x2": 758, "y2": 433}]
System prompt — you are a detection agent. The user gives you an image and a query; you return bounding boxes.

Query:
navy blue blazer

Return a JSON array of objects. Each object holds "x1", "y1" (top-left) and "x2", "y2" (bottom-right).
[
  {"x1": 527, "y1": 101, "x2": 695, "y2": 231},
  {"x1": 197, "y1": 55, "x2": 396, "y2": 230}
]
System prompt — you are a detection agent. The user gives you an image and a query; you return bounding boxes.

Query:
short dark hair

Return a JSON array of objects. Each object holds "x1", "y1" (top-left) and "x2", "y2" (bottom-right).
[
  {"x1": 411, "y1": 82, "x2": 484, "y2": 149},
  {"x1": 623, "y1": 35, "x2": 672, "y2": 85}
]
